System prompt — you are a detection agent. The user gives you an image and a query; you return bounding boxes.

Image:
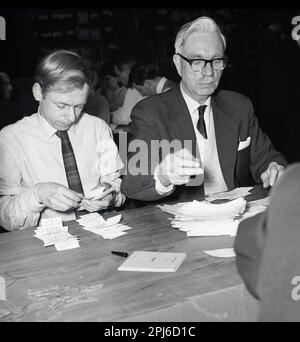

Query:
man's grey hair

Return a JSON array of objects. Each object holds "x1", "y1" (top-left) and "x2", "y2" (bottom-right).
[{"x1": 174, "y1": 16, "x2": 226, "y2": 54}]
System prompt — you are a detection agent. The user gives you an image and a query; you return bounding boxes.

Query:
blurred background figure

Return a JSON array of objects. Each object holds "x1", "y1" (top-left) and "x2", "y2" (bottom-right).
[
  {"x1": 129, "y1": 63, "x2": 177, "y2": 97},
  {"x1": 114, "y1": 54, "x2": 137, "y2": 88},
  {"x1": 110, "y1": 54, "x2": 145, "y2": 128},
  {"x1": 98, "y1": 59, "x2": 127, "y2": 112},
  {"x1": 83, "y1": 67, "x2": 111, "y2": 124},
  {"x1": 0, "y1": 71, "x2": 21, "y2": 129}
]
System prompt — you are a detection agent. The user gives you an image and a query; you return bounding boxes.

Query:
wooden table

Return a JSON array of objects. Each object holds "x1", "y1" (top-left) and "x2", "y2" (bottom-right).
[{"x1": 0, "y1": 186, "x2": 267, "y2": 322}]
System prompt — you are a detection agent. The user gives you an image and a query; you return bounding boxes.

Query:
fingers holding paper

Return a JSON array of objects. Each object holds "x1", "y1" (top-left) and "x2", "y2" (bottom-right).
[
  {"x1": 261, "y1": 162, "x2": 285, "y2": 188},
  {"x1": 157, "y1": 148, "x2": 204, "y2": 187},
  {"x1": 79, "y1": 182, "x2": 114, "y2": 212}
]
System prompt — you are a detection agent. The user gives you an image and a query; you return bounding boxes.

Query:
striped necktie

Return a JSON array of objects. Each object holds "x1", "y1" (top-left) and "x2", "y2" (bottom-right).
[
  {"x1": 56, "y1": 130, "x2": 89, "y2": 218},
  {"x1": 197, "y1": 105, "x2": 207, "y2": 139},
  {"x1": 56, "y1": 130, "x2": 84, "y2": 195}
]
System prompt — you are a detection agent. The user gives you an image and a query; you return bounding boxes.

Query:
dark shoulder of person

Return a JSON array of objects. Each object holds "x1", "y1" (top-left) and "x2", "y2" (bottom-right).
[{"x1": 0, "y1": 99, "x2": 21, "y2": 130}]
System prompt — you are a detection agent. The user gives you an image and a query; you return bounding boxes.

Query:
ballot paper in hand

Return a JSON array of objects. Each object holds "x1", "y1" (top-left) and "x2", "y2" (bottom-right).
[{"x1": 118, "y1": 251, "x2": 186, "y2": 272}]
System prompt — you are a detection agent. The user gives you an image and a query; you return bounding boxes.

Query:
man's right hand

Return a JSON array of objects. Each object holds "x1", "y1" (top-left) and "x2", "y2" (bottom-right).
[
  {"x1": 157, "y1": 148, "x2": 203, "y2": 187},
  {"x1": 35, "y1": 182, "x2": 83, "y2": 212}
]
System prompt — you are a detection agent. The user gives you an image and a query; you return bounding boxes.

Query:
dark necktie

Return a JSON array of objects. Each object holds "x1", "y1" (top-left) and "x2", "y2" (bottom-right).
[
  {"x1": 56, "y1": 130, "x2": 87, "y2": 218},
  {"x1": 197, "y1": 105, "x2": 207, "y2": 139}
]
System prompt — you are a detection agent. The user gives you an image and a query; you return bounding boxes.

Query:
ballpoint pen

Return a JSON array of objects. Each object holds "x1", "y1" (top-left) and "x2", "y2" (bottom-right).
[{"x1": 111, "y1": 251, "x2": 128, "y2": 258}]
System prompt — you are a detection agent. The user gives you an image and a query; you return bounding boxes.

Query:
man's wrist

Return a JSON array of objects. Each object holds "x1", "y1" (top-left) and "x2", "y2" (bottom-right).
[{"x1": 33, "y1": 183, "x2": 46, "y2": 208}]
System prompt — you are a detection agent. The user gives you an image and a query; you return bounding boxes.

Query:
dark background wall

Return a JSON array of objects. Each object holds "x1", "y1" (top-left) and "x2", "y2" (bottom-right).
[{"x1": 1, "y1": 8, "x2": 300, "y2": 162}]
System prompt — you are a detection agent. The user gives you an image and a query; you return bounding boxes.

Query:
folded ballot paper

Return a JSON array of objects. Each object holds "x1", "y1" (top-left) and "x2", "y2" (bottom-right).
[
  {"x1": 34, "y1": 217, "x2": 80, "y2": 251},
  {"x1": 158, "y1": 197, "x2": 247, "y2": 237},
  {"x1": 77, "y1": 213, "x2": 132, "y2": 239}
]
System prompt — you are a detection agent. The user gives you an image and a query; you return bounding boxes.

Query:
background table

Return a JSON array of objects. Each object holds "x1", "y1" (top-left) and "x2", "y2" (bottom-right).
[{"x1": 0, "y1": 186, "x2": 267, "y2": 322}]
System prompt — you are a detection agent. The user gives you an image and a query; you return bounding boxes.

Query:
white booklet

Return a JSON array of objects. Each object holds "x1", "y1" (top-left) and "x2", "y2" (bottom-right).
[{"x1": 118, "y1": 251, "x2": 186, "y2": 272}]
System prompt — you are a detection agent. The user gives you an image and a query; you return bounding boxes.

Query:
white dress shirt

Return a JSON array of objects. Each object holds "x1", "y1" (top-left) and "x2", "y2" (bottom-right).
[
  {"x1": 155, "y1": 83, "x2": 228, "y2": 195},
  {"x1": 0, "y1": 112, "x2": 124, "y2": 230}
]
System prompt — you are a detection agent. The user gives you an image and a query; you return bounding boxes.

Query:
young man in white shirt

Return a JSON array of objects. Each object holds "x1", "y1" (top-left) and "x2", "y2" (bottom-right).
[{"x1": 0, "y1": 50, "x2": 125, "y2": 231}]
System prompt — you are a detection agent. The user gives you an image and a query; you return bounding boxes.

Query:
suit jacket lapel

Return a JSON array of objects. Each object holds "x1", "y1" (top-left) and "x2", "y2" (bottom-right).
[
  {"x1": 212, "y1": 92, "x2": 239, "y2": 189},
  {"x1": 167, "y1": 86, "x2": 198, "y2": 157}
]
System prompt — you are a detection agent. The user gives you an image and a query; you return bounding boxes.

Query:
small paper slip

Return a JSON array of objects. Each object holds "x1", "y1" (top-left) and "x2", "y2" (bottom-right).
[
  {"x1": 205, "y1": 187, "x2": 253, "y2": 202},
  {"x1": 77, "y1": 212, "x2": 106, "y2": 226},
  {"x1": 55, "y1": 239, "x2": 80, "y2": 251},
  {"x1": 204, "y1": 248, "x2": 236, "y2": 258},
  {"x1": 118, "y1": 251, "x2": 186, "y2": 272},
  {"x1": 78, "y1": 213, "x2": 130, "y2": 239},
  {"x1": 39, "y1": 217, "x2": 63, "y2": 227}
]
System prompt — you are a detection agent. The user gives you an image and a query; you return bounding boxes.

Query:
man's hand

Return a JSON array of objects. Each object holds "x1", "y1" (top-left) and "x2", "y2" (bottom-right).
[
  {"x1": 78, "y1": 195, "x2": 114, "y2": 212},
  {"x1": 261, "y1": 162, "x2": 285, "y2": 188},
  {"x1": 157, "y1": 148, "x2": 203, "y2": 187},
  {"x1": 35, "y1": 182, "x2": 83, "y2": 212},
  {"x1": 79, "y1": 182, "x2": 114, "y2": 212}
]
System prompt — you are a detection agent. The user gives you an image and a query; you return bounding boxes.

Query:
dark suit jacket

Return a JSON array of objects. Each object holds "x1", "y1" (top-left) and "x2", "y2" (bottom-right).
[{"x1": 121, "y1": 85, "x2": 287, "y2": 202}]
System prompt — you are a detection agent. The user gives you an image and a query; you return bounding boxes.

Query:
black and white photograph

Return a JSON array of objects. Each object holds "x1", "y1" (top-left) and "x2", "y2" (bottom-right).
[{"x1": 1, "y1": 7, "x2": 300, "y2": 324}]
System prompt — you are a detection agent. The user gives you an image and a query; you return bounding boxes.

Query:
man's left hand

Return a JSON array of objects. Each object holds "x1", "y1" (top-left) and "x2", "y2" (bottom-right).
[
  {"x1": 261, "y1": 162, "x2": 285, "y2": 188},
  {"x1": 78, "y1": 194, "x2": 114, "y2": 212}
]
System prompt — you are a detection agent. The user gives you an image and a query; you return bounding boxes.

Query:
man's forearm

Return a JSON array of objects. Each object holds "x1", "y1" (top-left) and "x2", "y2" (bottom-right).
[{"x1": 0, "y1": 186, "x2": 45, "y2": 231}]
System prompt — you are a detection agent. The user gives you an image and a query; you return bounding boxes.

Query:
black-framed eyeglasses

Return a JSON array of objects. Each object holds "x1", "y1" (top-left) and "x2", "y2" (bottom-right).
[{"x1": 176, "y1": 53, "x2": 228, "y2": 72}]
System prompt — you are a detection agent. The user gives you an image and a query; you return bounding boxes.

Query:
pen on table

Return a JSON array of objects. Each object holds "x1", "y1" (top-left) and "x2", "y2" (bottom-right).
[{"x1": 111, "y1": 251, "x2": 128, "y2": 258}]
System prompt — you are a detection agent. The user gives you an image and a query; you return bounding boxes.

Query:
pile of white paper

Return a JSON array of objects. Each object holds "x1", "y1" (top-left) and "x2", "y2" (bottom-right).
[
  {"x1": 158, "y1": 197, "x2": 247, "y2": 237},
  {"x1": 34, "y1": 217, "x2": 80, "y2": 251},
  {"x1": 77, "y1": 213, "x2": 132, "y2": 239}
]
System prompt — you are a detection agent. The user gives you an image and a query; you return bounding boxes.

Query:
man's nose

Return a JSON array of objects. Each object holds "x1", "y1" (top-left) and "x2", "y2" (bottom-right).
[
  {"x1": 202, "y1": 61, "x2": 214, "y2": 76},
  {"x1": 68, "y1": 107, "x2": 76, "y2": 121}
]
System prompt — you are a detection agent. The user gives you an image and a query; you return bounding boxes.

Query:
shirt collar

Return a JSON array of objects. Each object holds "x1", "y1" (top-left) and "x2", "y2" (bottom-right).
[
  {"x1": 180, "y1": 82, "x2": 211, "y2": 115},
  {"x1": 36, "y1": 109, "x2": 57, "y2": 140},
  {"x1": 156, "y1": 77, "x2": 167, "y2": 94},
  {"x1": 36, "y1": 108, "x2": 78, "y2": 140}
]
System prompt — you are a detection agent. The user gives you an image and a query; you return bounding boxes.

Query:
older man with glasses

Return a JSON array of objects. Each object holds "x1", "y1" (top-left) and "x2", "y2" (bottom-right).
[{"x1": 121, "y1": 16, "x2": 287, "y2": 203}]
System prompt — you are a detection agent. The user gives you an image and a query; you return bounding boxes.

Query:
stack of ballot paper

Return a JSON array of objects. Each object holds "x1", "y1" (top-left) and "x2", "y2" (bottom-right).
[
  {"x1": 158, "y1": 197, "x2": 247, "y2": 237},
  {"x1": 77, "y1": 213, "x2": 132, "y2": 239},
  {"x1": 205, "y1": 187, "x2": 253, "y2": 202},
  {"x1": 34, "y1": 217, "x2": 80, "y2": 251}
]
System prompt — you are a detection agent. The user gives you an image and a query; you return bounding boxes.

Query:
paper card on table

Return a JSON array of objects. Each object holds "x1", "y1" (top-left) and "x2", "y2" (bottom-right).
[
  {"x1": 101, "y1": 231, "x2": 127, "y2": 239},
  {"x1": 204, "y1": 248, "x2": 236, "y2": 258},
  {"x1": 118, "y1": 251, "x2": 186, "y2": 272},
  {"x1": 55, "y1": 239, "x2": 80, "y2": 251}
]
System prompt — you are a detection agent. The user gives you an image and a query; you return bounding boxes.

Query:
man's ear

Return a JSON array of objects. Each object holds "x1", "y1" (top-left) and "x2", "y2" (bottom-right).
[
  {"x1": 32, "y1": 83, "x2": 43, "y2": 101},
  {"x1": 173, "y1": 54, "x2": 182, "y2": 77}
]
